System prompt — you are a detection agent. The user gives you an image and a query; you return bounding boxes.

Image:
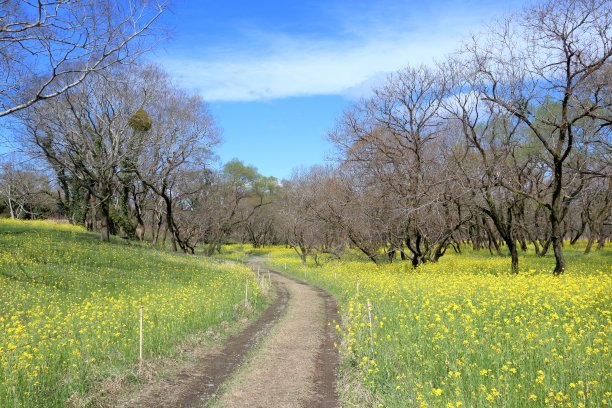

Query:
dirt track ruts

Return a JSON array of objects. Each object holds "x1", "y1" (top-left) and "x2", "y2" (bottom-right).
[
  {"x1": 120, "y1": 261, "x2": 339, "y2": 408},
  {"x1": 213, "y1": 269, "x2": 340, "y2": 407}
]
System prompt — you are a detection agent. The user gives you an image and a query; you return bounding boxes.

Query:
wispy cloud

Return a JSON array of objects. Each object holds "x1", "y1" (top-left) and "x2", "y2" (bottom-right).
[{"x1": 159, "y1": 1, "x2": 520, "y2": 102}]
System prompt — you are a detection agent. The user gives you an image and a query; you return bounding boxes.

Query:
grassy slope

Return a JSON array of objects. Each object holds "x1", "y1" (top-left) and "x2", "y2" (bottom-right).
[
  {"x1": 256, "y1": 243, "x2": 611, "y2": 408},
  {"x1": 0, "y1": 220, "x2": 266, "y2": 407}
]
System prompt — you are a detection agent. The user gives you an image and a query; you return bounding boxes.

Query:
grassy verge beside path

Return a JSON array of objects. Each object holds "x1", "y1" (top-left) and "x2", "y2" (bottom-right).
[
  {"x1": 257, "y1": 245, "x2": 611, "y2": 408},
  {"x1": 0, "y1": 220, "x2": 267, "y2": 407}
]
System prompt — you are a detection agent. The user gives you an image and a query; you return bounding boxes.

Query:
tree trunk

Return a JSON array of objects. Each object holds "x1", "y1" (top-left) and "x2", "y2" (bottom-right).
[
  {"x1": 550, "y1": 211, "x2": 566, "y2": 275},
  {"x1": 596, "y1": 236, "x2": 605, "y2": 250},
  {"x1": 584, "y1": 237, "x2": 594, "y2": 254},
  {"x1": 538, "y1": 238, "x2": 551, "y2": 257},
  {"x1": 162, "y1": 195, "x2": 177, "y2": 252},
  {"x1": 299, "y1": 246, "x2": 307, "y2": 266},
  {"x1": 550, "y1": 159, "x2": 566, "y2": 275},
  {"x1": 432, "y1": 244, "x2": 448, "y2": 262},
  {"x1": 407, "y1": 233, "x2": 425, "y2": 268},
  {"x1": 486, "y1": 206, "x2": 518, "y2": 273},
  {"x1": 7, "y1": 186, "x2": 15, "y2": 218},
  {"x1": 508, "y1": 239, "x2": 519, "y2": 274},
  {"x1": 132, "y1": 192, "x2": 146, "y2": 242},
  {"x1": 452, "y1": 242, "x2": 461, "y2": 254},
  {"x1": 597, "y1": 236, "x2": 606, "y2": 251},
  {"x1": 348, "y1": 234, "x2": 380, "y2": 265},
  {"x1": 488, "y1": 233, "x2": 501, "y2": 255},
  {"x1": 135, "y1": 223, "x2": 145, "y2": 242},
  {"x1": 570, "y1": 213, "x2": 586, "y2": 245},
  {"x1": 471, "y1": 225, "x2": 481, "y2": 250},
  {"x1": 99, "y1": 199, "x2": 110, "y2": 242},
  {"x1": 551, "y1": 235, "x2": 566, "y2": 275},
  {"x1": 153, "y1": 213, "x2": 163, "y2": 245},
  {"x1": 482, "y1": 217, "x2": 501, "y2": 255}
]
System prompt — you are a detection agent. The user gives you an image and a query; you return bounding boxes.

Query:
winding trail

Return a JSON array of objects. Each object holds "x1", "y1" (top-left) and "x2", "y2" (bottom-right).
[
  {"x1": 214, "y1": 268, "x2": 340, "y2": 408},
  {"x1": 120, "y1": 259, "x2": 339, "y2": 408}
]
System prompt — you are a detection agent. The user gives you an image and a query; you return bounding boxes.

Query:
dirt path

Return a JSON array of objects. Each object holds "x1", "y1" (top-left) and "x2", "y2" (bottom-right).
[
  {"x1": 119, "y1": 261, "x2": 339, "y2": 408},
  {"x1": 211, "y1": 270, "x2": 339, "y2": 408}
]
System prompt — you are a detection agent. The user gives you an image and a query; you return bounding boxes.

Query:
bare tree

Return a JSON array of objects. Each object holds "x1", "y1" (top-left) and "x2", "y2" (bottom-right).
[
  {"x1": 134, "y1": 67, "x2": 220, "y2": 251},
  {"x1": 0, "y1": 157, "x2": 54, "y2": 218},
  {"x1": 581, "y1": 176, "x2": 612, "y2": 253},
  {"x1": 217, "y1": 162, "x2": 279, "y2": 250},
  {"x1": 277, "y1": 169, "x2": 321, "y2": 266},
  {"x1": 23, "y1": 68, "x2": 149, "y2": 240},
  {"x1": 441, "y1": 58, "x2": 542, "y2": 273},
  {"x1": 0, "y1": 0, "x2": 165, "y2": 118},
  {"x1": 330, "y1": 66, "x2": 470, "y2": 266},
  {"x1": 465, "y1": 0, "x2": 611, "y2": 274},
  {"x1": 315, "y1": 167, "x2": 389, "y2": 264},
  {"x1": 20, "y1": 65, "x2": 212, "y2": 243}
]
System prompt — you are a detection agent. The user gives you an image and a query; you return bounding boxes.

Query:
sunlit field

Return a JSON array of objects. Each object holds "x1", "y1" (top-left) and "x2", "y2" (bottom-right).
[
  {"x1": 0, "y1": 220, "x2": 265, "y2": 407},
  {"x1": 259, "y1": 244, "x2": 611, "y2": 407}
]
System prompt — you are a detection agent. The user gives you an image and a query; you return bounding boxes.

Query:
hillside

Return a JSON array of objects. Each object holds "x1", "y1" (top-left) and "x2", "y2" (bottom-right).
[{"x1": 0, "y1": 220, "x2": 265, "y2": 406}]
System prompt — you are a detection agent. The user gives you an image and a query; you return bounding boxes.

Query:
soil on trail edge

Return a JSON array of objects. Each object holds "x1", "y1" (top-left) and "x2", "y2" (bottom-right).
[
  {"x1": 213, "y1": 263, "x2": 340, "y2": 408},
  {"x1": 119, "y1": 260, "x2": 340, "y2": 408},
  {"x1": 119, "y1": 270, "x2": 289, "y2": 408}
]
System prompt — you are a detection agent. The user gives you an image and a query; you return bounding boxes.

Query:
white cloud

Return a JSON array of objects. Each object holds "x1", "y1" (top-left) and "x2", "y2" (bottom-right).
[
  {"x1": 158, "y1": 2, "x2": 515, "y2": 102},
  {"x1": 161, "y1": 37, "x2": 444, "y2": 101}
]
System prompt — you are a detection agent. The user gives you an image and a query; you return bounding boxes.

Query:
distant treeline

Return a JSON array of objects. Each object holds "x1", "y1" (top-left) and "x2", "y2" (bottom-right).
[{"x1": 0, "y1": 0, "x2": 609, "y2": 275}]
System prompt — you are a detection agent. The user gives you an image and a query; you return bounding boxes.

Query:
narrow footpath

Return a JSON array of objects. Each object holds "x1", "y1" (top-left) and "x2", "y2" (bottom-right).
[
  {"x1": 119, "y1": 260, "x2": 339, "y2": 408},
  {"x1": 212, "y1": 270, "x2": 339, "y2": 408}
]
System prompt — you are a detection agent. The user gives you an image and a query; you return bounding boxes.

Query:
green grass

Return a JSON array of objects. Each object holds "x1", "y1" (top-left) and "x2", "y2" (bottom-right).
[
  {"x1": 0, "y1": 219, "x2": 266, "y2": 407},
  {"x1": 260, "y1": 243, "x2": 611, "y2": 407}
]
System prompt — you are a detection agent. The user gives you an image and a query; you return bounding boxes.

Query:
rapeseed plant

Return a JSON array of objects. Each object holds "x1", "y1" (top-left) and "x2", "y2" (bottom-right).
[
  {"x1": 0, "y1": 220, "x2": 265, "y2": 406},
  {"x1": 263, "y1": 244, "x2": 611, "y2": 407}
]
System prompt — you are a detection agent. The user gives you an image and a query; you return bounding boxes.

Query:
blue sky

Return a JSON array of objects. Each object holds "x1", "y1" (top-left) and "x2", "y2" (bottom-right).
[
  {"x1": 2, "y1": 0, "x2": 531, "y2": 179},
  {"x1": 153, "y1": 0, "x2": 531, "y2": 179}
]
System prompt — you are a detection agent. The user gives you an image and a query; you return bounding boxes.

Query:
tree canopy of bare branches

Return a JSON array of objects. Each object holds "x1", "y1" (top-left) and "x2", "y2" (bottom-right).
[{"x1": 0, "y1": 0, "x2": 164, "y2": 117}]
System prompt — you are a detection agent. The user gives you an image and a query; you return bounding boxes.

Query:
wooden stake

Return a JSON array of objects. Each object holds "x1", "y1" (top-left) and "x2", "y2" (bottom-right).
[
  {"x1": 139, "y1": 306, "x2": 143, "y2": 365},
  {"x1": 245, "y1": 277, "x2": 249, "y2": 307},
  {"x1": 367, "y1": 300, "x2": 374, "y2": 352}
]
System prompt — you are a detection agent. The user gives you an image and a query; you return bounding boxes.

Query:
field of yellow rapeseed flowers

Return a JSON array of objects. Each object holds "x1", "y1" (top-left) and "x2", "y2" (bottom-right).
[
  {"x1": 0, "y1": 220, "x2": 265, "y2": 407},
  {"x1": 262, "y1": 245, "x2": 611, "y2": 407}
]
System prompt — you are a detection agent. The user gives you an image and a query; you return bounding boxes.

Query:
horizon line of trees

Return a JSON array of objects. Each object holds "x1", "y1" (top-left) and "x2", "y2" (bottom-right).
[
  {"x1": 0, "y1": 0, "x2": 609, "y2": 275},
  {"x1": 0, "y1": 1, "x2": 281, "y2": 254},
  {"x1": 252, "y1": 0, "x2": 611, "y2": 275}
]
